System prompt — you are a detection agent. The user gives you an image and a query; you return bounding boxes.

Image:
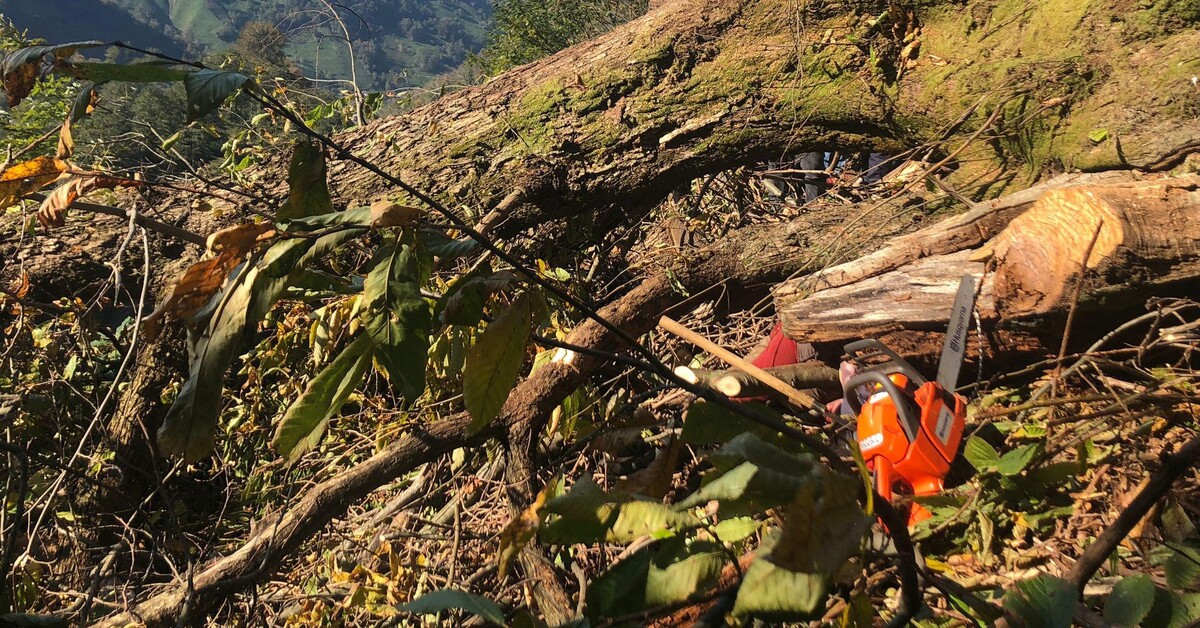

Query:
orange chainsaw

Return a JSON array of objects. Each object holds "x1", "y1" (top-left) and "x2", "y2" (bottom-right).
[{"x1": 841, "y1": 275, "x2": 977, "y2": 526}]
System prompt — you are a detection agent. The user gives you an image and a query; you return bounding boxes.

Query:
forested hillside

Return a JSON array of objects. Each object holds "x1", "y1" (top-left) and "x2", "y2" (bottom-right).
[{"x1": 0, "y1": 0, "x2": 491, "y2": 86}]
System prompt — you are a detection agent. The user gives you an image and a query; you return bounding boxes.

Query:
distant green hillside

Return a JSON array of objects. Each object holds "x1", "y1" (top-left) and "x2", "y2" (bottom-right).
[{"x1": 0, "y1": 0, "x2": 491, "y2": 89}]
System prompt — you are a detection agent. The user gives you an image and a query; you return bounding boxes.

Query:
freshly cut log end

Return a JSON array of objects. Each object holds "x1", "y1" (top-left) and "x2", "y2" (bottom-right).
[{"x1": 992, "y1": 179, "x2": 1200, "y2": 317}]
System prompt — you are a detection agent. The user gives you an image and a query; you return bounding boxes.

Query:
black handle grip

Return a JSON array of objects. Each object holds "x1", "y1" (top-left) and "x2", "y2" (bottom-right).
[{"x1": 842, "y1": 370, "x2": 920, "y2": 443}]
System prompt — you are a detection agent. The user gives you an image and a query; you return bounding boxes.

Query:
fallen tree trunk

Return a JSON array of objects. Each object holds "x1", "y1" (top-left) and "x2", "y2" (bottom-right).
[
  {"x1": 310, "y1": 0, "x2": 1200, "y2": 241},
  {"x1": 776, "y1": 175, "x2": 1200, "y2": 358},
  {"x1": 95, "y1": 216, "x2": 827, "y2": 626}
]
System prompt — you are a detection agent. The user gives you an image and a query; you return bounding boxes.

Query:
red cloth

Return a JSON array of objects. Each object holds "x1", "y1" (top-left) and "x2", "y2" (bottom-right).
[{"x1": 750, "y1": 323, "x2": 803, "y2": 369}]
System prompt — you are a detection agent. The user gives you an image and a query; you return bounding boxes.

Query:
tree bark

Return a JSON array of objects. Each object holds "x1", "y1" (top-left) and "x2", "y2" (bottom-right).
[
  {"x1": 776, "y1": 175, "x2": 1200, "y2": 357},
  {"x1": 311, "y1": 0, "x2": 1200, "y2": 241}
]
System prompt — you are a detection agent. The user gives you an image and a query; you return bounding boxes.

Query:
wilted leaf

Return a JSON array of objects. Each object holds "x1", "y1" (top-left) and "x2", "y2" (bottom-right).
[
  {"x1": 710, "y1": 517, "x2": 762, "y2": 543},
  {"x1": 362, "y1": 232, "x2": 432, "y2": 403},
  {"x1": 56, "y1": 118, "x2": 73, "y2": 160},
  {"x1": 1, "y1": 40, "x2": 104, "y2": 107},
  {"x1": 1104, "y1": 574, "x2": 1155, "y2": 627},
  {"x1": 676, "y1": 433, "x2": 819, "y2": 514},
  {"x1": 397, "y1": 589, "x2": 505, "y2": 626},
  {"x1": 370, "y1": 199, "x2": 422, "y2": 228},
  {"x1": 464, "y1": 293, "x2": 532, "y2": 433},
  {"x1": 1003, "y1": 574, "x2": 1076, "y2": 628},
  {"x1": 0, "y1": 156, "x2": 68, "y2": 209},
  {"x1": 145, "y1": 222, "x2": 275, "y2": 338},
  {"x1": 277, "y1": 141, "x2": 331, "y2": 219},
  {"x1": 37, "y1": 174, "x2": 141, "y2": 229},
  {"x1": 183, "y1": 69, "x2": 250, "y2": 122},
  {"x1": 616, "y1": 436, "x2": 682, "y2": 499},
  {"x1": 273, "y1": 335, "x2": 372, "y2": 462},
  {"x1": 497, "y1": 483, "x2": 551, "y2": 579}
]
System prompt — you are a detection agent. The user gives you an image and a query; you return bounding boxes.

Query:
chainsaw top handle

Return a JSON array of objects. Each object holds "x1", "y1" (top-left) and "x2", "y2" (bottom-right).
[
  {"x1": 842, "y1": 370, "x2": 921, "y2": 443},
  {"x1": 842, "y1": 339, "x2": 926, "y2": 384}
]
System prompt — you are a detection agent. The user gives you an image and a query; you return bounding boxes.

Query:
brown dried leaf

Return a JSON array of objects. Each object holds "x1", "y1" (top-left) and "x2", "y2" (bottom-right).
[
  {"x1": 0, "y1": 156, "x2": 69, "y2": 209},
  {"x1": 143, "y1": 222, "x2": 275, "y2": 339},
  {"x1": 37, "y1": 174, "x2": 140, "y2": 229},
  {"x1": 56, "y1": 118, "x2": 74, "y2": 160},
  {"x1": 2, "y1": 60, "x2": 38, "y2": 108},
  {"x1": 616, "y1": 435, "x2": 683, "y2": 499},
  {"x1": 370, "y1": 199, "x2": 422, "y2": 229}
]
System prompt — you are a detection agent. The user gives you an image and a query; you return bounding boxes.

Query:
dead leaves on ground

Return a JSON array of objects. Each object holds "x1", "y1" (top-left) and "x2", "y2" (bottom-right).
[{"x1": 144, "y1": 221, "x2": 277, "y2": 339}]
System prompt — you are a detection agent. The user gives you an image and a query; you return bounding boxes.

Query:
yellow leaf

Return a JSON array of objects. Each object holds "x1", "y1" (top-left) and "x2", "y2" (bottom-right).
[
  {"x1": 497, "y1": 481, "x2": 553, "y2": 579},
  {"x1": 0, "y1": 156, "x2": 69, "y2": 209}
]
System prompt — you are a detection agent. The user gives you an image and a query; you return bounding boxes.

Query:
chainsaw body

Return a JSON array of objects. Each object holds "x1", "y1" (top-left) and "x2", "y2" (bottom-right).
[{"x1": 843, "y1": 340, "x2": 967, "y2": 525}]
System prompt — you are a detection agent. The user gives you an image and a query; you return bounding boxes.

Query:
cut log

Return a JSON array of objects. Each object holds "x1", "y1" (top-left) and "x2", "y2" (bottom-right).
[
  {"x1": 674, "y1": 363, "x2": 840, "y2": 399},
  {"x1": 777, "y1": 175, "x2": 1200, "y2": 359}
]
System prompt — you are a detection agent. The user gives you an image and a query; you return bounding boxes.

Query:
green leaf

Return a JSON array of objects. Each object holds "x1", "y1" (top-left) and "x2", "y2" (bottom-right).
[
  {"x1": 160, "y1": 130, "x2": 184, "y2": 152},
  {"x1": 710, "y1": 517, "x2": 762, "y2": 543},
  {"x1": 183, "y1": 69, "x2": 250, "y2": 123},
  {"x1": 680, "y1": 401, "x2": 783, "y2": 445},
  {"x1": 540, "y1": 477, "x2": 698, "y2": 544},
  {"x1": 998, "y1": 444, "x2": 1040, "y2": 476},
  {"x1": 1166, "y1": 545, "x2": 1200, "y2": 590},
  {"x1": 676, "y1": 433, "x2": 818, "y2": 513},
  {"x1": 157, "y1": 258, "x2": 259, "y2": 462},
  {"x1": 421, "y1": 228, "x2": 479, "y2": 260},
  {"x1": 1003, "y1": 574, "x2": 1076, "y2": 628},
  {"x1": 277, "y1": 141, "x2": 333, "y2": 219},
  {"x1": 464, "y1": 294, "x2": 532, "y2": 433},
  {"x1": 586, "y1": 551, "x2": 651, "y2": 619},
  {"x1": 279, "y1": 207, "x2": 371, "y2": 232},
  {"x1": 362, "y1": 233, "x2": 432, "y2": 404},
  {"x1": 69, "y1": 81, "x2": 96, "y2": 122},
  {"x1": 732, "y1": 539, "x2": 825, "y2": 621},
  {"x1": 1104, "y1": 574, "x2": 1155, "y2": 627},
  {"x1": 1145, "y1": 587, "x2": 1200, "y2": 628},
  {"x1": 159, "y1": 230, "x2": 363, "y2": 462},
  {"x1": 645, "y1": 539, "x2": 726, "y2": 606},
  {"x1": 62, "y1": 62, "x2": 188, "y2": 84},
  {"x1": 396, "y1": 589, "x2": 505, "y2": 626},
  {"x1": 272, "y1": 336, "x2": 372, "y2": 462},
  {"x1": 963, "y1": 436, "x2": 1001, "y2": 473},
  {"x1": 1088, "y1": 128, "x2": 1110, "y2": 143}
]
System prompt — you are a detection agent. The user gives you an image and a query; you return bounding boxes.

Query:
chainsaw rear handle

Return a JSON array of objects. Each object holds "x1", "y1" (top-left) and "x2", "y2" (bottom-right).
[
  {"x1": 842, "y1": 339, "x2": 926, "y2": 385},
  {"x1": 842, "y1": 370, "x2": 920, "y2": 443}
]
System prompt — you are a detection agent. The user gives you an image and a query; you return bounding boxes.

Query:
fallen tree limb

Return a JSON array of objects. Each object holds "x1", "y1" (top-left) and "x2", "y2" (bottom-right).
[
  {"x1": 1067, "y1": 434, "x2": 1200, "y2": 593},
  {"x1": 674, "y1": 363, "x2": 839, "y2": 399}
]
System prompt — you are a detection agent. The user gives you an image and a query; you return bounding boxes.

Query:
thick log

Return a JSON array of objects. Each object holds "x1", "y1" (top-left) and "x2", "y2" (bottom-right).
[
  {"x1": 777, "y1": 176, "x2": 1200, "y2": 356},
  {"x1": 307, "y1": 1, "x2": 1200, "y2": 241}
]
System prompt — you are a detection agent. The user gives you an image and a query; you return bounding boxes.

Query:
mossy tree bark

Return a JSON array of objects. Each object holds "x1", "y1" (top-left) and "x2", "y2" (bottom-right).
[{"x1": 315, "y1": 0, "x2": 1200, "y2": 244}]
